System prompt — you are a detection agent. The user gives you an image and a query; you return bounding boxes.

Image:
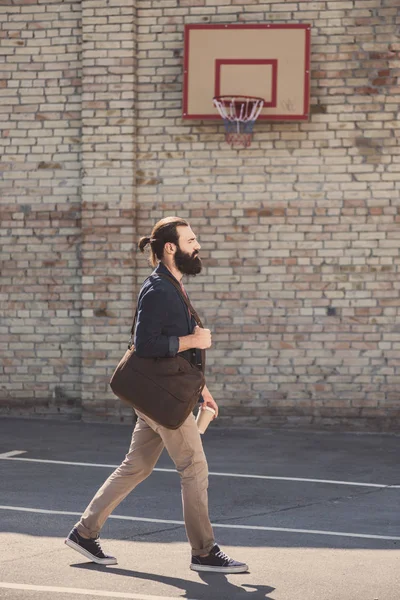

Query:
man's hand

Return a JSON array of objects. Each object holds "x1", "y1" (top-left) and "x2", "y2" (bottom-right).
[
  {"x1": 201, "y1": 385, "x2": 218, "y2": 418},
  {"x1": 178, "y1": 326, "x2": 212, "y2": 353},
  {"x1": 192, "y1": 326, "x2": 212, "y2": 350}
]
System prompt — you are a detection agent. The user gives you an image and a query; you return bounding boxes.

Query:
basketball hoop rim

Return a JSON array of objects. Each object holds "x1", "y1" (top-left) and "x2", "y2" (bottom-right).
[{"x1": 213, "y1": 95, "x2": 265, "y2": 103}]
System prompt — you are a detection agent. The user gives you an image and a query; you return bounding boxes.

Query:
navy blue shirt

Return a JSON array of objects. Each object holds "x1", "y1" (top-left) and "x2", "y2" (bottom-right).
[{"x1": 134, "y1": 262, "x2": 201, "y2": 370}]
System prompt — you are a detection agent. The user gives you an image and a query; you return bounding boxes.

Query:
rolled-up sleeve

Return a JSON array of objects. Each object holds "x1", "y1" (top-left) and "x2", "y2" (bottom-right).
[
  {"x1": 134, "y1": 286, "x2": 179, "y2": 358},
  {"x1": 168, "y1": 335, "x2": 179, "y2": 357}
]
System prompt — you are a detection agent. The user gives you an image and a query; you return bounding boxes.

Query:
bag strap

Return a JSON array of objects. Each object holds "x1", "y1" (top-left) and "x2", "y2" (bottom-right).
[
  {"x1": 157, "y1": 273, "x2": 206, "y2": 372},
  {"x1": 129, "y1": 272, "x2": 206, "y2": 370},
  {"x1": 158, "y1": 273, "x2": 204, "y2": 328}
]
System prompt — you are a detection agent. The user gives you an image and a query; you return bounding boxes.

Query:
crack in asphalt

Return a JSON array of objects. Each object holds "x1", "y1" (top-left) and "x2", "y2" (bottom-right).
[
  {"x1": 211, "y1": 483, "x2": 395, "y2": 525},
  {"x1": 119, "y1": 525, "x2": 184, "y2": 540},
  {"x1": 0, "y1": 545, "x2": 67, "y2": 565}
]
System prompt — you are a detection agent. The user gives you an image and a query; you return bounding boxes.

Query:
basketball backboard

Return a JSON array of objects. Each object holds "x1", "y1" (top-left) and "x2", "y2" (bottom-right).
[{"x1": 183, "y1": 24, "x2": 311, "y2": 121}]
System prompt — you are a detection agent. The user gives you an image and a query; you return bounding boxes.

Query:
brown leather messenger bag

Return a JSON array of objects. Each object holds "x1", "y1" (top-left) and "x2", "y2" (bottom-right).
[{"x1": 109, "y1": 273, "x2": 206, "y2": 429}]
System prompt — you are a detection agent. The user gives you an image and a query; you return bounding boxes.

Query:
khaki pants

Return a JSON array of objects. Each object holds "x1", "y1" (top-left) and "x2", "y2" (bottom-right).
[{"x1": 76, "y1": 411, "x2": 215, "y2": 556}]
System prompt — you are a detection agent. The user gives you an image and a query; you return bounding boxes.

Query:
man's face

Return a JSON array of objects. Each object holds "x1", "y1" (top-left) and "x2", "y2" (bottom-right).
[{"x1": 174, "y1": 226, "x2": 202, "y2": 275}]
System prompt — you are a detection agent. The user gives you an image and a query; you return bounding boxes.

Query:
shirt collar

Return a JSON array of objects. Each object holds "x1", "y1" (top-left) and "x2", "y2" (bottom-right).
[{"x1": 154, "y1": 261, "x2": 181, "y2": 285}]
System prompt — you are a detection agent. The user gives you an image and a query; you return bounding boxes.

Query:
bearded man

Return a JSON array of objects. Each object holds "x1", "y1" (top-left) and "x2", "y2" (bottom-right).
[{"x1": 65, "y1": 217, "x2": 248, "y2": 574}]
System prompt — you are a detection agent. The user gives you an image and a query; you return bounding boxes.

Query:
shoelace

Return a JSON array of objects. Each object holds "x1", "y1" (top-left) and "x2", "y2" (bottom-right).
[
  {"x1": 215, "y1": 548, "x2": 231, "y2": 563},
  {"x1": 93, "y1": 538, "x2": 104, "y2": 553}
]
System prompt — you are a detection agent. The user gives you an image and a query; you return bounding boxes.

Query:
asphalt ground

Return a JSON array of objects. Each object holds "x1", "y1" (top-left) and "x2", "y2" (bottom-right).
[{"x1": 0, "y1": 417, "x2": 399, "y2": 600}]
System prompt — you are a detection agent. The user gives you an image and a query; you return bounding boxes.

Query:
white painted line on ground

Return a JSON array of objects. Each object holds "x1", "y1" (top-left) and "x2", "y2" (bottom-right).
[
  {"x1": 1, "y1": 453, "x2": 398, "y2": 489},
  {"x1": 0, "y1": 505, "x2": 399, "y2": 541},
  {"x1": 0, "y1": 450, "x2": 27, "y2": 458},
  {"x1": 0, "y1": 582, "x2": 197, "y2": 600}
]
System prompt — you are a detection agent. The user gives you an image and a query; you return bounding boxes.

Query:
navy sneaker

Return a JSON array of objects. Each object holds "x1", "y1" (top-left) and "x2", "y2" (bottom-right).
[
  {"x1": 190, "y1": 544, "x2": 248, "y2": 573},
  {"x1": 64, "y1": 527, "x2": 117, "y2": 565}
]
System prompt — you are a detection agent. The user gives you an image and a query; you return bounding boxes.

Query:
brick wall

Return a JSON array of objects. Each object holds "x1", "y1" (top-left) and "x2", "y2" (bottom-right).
[
  {"x1": 1, "y1": 0, "x2": 399, "y2": 430},
  {"x1": 0, "y1": 0, "x2": 83, "y2": 418},
  {"x1": 79, "y1": 0, "x2": 137, "y2": 421}
]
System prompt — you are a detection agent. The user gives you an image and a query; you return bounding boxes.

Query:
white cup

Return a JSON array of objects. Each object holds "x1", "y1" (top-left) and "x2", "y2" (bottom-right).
[{"x1": 196, "y1": 406, "x2": 216, "y2": 434}]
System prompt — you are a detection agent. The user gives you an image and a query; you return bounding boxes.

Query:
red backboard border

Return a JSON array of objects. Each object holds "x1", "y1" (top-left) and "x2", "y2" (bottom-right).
[{"x1": 183, "y1": 23, "x2": 311, "y2": 121}]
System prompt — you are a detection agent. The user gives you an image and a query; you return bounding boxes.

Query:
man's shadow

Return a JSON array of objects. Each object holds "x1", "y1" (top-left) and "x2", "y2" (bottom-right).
[{"x1": 72, "y1": 563, "x2": 275, "y2": 600}]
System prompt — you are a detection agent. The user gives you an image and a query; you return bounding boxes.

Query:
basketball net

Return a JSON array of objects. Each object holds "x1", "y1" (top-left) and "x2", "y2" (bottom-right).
[{"x1": 213, "y1": 95, "x2": 264, "y2": 148}]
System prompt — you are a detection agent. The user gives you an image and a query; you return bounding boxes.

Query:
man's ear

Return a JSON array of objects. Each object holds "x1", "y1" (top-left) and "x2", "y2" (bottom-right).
[{"x1": 164, "y1": 242, "x2": 176, "y2": 255}]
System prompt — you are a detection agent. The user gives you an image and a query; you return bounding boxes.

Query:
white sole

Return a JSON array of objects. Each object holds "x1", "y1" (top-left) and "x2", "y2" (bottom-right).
[
  {"x1": 64, "y1": 538, "x2": 118, "y2": 565},
  {"x1": 190, "y1": 563, "x2": 249, "y2": 573}
]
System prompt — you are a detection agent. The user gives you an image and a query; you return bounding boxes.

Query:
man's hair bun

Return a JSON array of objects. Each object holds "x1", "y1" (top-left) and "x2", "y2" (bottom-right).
[{"x1": 138, "y1": 236, "x2": 151, "y2": 252}]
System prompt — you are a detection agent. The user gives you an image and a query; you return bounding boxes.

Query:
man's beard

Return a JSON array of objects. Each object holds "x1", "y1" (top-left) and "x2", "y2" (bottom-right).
[{"x1": 174, "y1": 246, "x2": 202, "y2": 276}]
